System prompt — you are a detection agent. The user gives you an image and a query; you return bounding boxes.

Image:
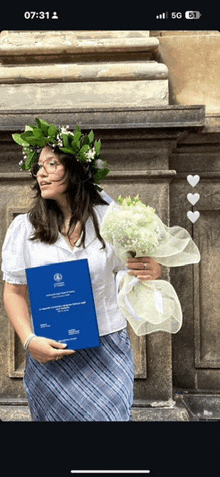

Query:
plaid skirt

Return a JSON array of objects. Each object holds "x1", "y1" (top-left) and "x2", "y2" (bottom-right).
[{"x1": 23, "y1": 328, "x2": 134, "y2": 422}]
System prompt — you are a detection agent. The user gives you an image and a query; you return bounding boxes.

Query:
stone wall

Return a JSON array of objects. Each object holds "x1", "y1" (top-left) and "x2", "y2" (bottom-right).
[
  {"x1": 1, "y1": 29, "x2": 220, "y2": 421},
  {"x1": 150, "y1": 30, "x2": 220, "y2": 129},
  {"x1": 0, "y1": 106, "x2": 205, "y2": 422},
  {"x1": 150, "y1": 31, "x2": 220, "y2": 420}
]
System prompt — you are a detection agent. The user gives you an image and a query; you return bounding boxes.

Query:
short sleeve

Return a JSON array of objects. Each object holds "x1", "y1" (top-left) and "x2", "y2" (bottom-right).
[{"x1": 1, "y1": 214, "x2": 31, "y2": 285}]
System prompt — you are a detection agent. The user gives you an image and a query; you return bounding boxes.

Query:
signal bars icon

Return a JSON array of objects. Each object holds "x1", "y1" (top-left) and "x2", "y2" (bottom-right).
[{"x1": 156, "y1": 11, "x2": 168, "y2": 19}]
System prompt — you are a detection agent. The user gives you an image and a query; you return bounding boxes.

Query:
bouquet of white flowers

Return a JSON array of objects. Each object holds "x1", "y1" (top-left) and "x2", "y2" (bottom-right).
[{"x1": 100, "y1": 195, "x2": 200, "y2": 335}]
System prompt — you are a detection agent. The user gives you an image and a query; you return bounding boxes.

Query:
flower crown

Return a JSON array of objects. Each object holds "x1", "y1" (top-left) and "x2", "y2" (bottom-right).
[{"x1": 12, "y1": 117, "x2": 109, "y2": 191}]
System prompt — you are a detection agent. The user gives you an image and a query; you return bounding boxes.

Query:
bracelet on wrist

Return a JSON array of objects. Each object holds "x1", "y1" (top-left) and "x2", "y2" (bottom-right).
[{"x1": 23, "y1": 333, "x2": 36, "y2": 351}]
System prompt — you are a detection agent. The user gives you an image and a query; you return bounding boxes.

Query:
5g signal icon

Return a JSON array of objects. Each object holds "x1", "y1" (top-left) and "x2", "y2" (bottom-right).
[{"x1": 156, "y1": 11, "x2": 168, "y2": 19}]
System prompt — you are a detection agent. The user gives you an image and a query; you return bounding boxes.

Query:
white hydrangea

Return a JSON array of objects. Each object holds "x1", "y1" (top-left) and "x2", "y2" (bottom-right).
[{"x1": 101, "y1": 197, "x2": 161, "y2": 261}]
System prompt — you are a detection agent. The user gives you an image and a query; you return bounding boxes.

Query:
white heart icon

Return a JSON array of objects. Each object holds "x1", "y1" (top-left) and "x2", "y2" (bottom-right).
[
  {"x1": 187, "y1": 175, "x2": 200, "y2": 187},
  {"x1": 187, "y1": 211, "x2": 200, "y2": 223},
  {"x1": 187, "y1": 193, "x2": 200, "y2": 205}
]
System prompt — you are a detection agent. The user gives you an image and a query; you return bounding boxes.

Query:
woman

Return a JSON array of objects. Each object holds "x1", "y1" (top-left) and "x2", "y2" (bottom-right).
[{"x1": 2, "y1": 120, "x2": 161, "y2": 421}]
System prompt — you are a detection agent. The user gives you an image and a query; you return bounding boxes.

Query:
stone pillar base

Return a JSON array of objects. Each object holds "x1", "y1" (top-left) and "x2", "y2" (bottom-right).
[
  {"x1": 132, "y1": 399, "x2": 190, "y2": 421},
  {"x1": 0, "y1": 404, "x2": 189, "y2": 422},
  {"x1": 0, "y1": 398, "x2": 32, "y2": 421}
]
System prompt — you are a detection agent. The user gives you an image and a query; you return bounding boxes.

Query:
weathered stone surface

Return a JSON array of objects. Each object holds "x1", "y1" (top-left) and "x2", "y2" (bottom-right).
[
  {"x1": 0, "y1": 405, "x2": 32, "y2": 421},
  {"x1": 0, "y1": 61, "x2": 168, "y2": 84},
  {"x1": 179, "y1": 394, "x2": 220, "y2": 421},
  {"x1": 0, "y1": 105, "x2": 205, "y2": 131},
  {"x1": 0, "y1": 80, "x2": 169, "y2": 110},
  {"x1": 132, "y1": 400, "x2": 190, "y2": 421},
  {"x1": 151, "y1": 31, "x2": 220, "y2": 115},
  {"x1": 0, "y1": 30, "x2": 158, "y2": 59}
]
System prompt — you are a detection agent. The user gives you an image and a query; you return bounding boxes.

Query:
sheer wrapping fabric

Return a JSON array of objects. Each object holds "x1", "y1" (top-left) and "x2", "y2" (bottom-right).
[{"x1": 101, "y1": 201, "x2": 200, "y2": 335}]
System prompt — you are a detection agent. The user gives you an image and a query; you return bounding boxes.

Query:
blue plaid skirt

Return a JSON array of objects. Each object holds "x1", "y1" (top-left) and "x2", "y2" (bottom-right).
[{"x1": 23, "y1": 328, "x2": 134, "y2": 422}]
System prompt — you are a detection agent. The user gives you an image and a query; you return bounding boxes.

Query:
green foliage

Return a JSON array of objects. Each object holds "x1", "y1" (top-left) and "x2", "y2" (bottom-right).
[
  {"x1": 48, "y1": 124, "x2": 58, "y2": 137},
  {"x1": 12, "y1": 118, "x2": 109, "y2": 188},
  {"x1": 12, "y1": 134, "x2": 29, "y2": 147},
  {"x1": 88, "y1": 130, "x2": 95, "y2": 143},
  {"x1": 60, "y1": 147, "x2": 74, "y2": 155},
  {"x1": 35, "y1": 118, "x2": 50, "y2": 134},
  {"x1": 79, "y1": 144, "x2": 90, "y2": 162},
  {"x1": 93, "y1": 167, "x2": 110, "y2": 184},
  {"x1": 95, "y1": 140, "x2": 102, "y2": 155},
  {"x1": 74, "y1": 131, "x2": 82, "y2": 145},
  {"x1": 21, "y1": 150, "x2": 37, "y2": 170}
]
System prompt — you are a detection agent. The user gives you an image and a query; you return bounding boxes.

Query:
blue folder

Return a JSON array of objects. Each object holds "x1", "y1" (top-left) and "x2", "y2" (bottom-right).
[{"x1": 25, "y1": 259, "x2": 100, "y2": 350}]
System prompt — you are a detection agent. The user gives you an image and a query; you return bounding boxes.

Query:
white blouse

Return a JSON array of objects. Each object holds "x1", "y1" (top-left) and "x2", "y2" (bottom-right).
[{"x1": 1, "y1": 204, "x2": 127, "y2": 337}]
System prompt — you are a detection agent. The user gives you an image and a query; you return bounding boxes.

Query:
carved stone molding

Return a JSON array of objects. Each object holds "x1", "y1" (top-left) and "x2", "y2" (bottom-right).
[
  {"x1": 0, "y1": 105, "x2": 206, "y2": 131},
  {"x1": 194, "y1": 207, "x2": 220, "y2": 369},
  {"x1": 0, "y1": 31, "x2": 155, "y2": 61},
  {"x1": 6, "y1": 186, "x2": 33, "y2": 378}
]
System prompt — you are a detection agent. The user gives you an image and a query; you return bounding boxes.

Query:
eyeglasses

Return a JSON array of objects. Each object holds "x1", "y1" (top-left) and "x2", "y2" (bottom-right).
[{"x1": 31, "y1": 158, "x2": 60, "y2": 177}]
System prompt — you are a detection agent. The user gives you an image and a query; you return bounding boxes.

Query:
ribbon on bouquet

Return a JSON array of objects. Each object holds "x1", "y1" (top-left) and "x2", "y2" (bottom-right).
[{"x1": 116, "y1": 271, "x2": 182, "y2": 335}]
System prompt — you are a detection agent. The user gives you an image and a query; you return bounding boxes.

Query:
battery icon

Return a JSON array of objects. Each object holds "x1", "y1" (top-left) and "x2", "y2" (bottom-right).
[{"x1": 185, "y1": 11, "x2": 202, "y2": 19}]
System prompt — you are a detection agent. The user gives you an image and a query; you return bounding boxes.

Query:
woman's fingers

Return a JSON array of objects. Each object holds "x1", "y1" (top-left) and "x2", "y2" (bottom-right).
[
  {"x1": 127, "y1": 258, "x2": 152, "y2": 270},
  {"x1": 28, "y1": 336, "x2": 75, "y2": 363},
  {"x1": 126, "y1": 257, "x2": 161, "y2": 280},
  {"x1": 47, "y1": 339, "x2": 68, "y2": 349}
]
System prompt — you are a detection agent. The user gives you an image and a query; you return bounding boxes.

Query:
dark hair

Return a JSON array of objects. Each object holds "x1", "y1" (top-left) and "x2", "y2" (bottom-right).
[{"x1": 28, "y1": 147, "x2": 108, "y2": 248}]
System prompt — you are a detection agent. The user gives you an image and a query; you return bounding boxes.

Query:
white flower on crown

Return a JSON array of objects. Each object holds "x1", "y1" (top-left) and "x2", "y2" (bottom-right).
[
  {"x1": 60, "y1": 126, "x2": 74, "y2": 136},
  {"x1": 85, "y1": 147, "x2": 96, "y2": 162},
  {"x1": 57, "y1": 137, "x2": 64, "y2": 147}
]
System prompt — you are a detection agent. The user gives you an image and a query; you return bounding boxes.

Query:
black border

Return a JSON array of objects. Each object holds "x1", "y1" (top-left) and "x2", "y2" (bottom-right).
[
  {"x1": 0, "y1": 3, "x2": 217, "y2": 31},
  {"x1": 1, "y1": 4, "x2": 219, "y2": 477}
]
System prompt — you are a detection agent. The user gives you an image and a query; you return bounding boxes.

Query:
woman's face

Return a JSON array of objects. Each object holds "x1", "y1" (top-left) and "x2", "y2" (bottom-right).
[{"x1": 37, "y1": 146, "x2": 67, "y2": 203}]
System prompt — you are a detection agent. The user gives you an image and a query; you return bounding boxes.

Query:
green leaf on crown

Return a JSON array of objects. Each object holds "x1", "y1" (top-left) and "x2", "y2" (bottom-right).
[
  {"x1": 81, "y1": 136, "x2": 89, "y2": 147},
  {"x1": 33, "y1": 129, "x2": 43, "y2": 138},
  {"x1": 46, "y1": 136, "x2": 56, "y2": 144},
  {"x1": 74, "y1": 131, "x2": 82, "y2": 144},
  {"x1": 21, "y1": 131, "x2": 33, "y2": 138},
  {"x1": 12, "y1": 134, "x2": 30, "y2": 147},
  {"x1": 74, "y1": 125, "x2": 82, "y2": 134},
  {"x1": 22, "y1": 135, "x2": 45, "y2": 146},
  {"x1": 62, "y1": 134, "x2": 71, "y2": 149},
  {"x1": 48, "y1": 124, "x2": 59, "y2": 137},
  {"x1": 95, "y1": 140, "x2": 101, "y2": 154},
  {"x1": 93, "y1": 167, "x2": 109, "y2": 184},
  {"x1": 35, "y1": 118, "x2": 50, "y2": 135},
  {"x1": 25, "y1": 125, "x2": 35, "y2": 131},
  {"x1": 70, "y1": 137, "x2": 78, "y2": 147},
  {"x1": 21, "y1": 150, "x2": 37, "y2": 170},
  {"x1": 79, "y1": 144, "x2": 90, "y2": 161},
  {"x1": 88, "y1": 130, "x2": 95, "y2": 143},
  {"x1": 60, "y1": 147, "x2": 75, "y2": 155}
]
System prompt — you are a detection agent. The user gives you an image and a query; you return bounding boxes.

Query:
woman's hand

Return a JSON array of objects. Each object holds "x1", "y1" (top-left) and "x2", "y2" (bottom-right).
[
  {"x1": 28, "y1": 336, "x2": 75, "y2": 364},
  {"x1": 126, "y1": 257, "x2": 161, "y2": 281}
]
